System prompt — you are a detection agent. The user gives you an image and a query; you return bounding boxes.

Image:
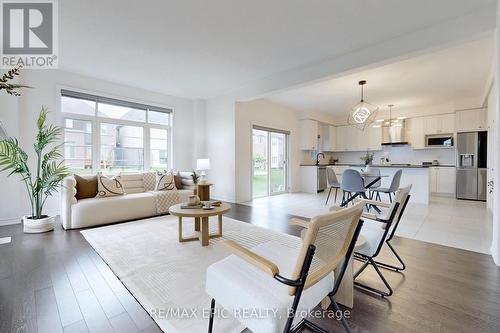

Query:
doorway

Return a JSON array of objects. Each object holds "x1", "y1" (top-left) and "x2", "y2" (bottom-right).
[{"x1": 252, "y1": 126, "x2": 289, "y2": 198}]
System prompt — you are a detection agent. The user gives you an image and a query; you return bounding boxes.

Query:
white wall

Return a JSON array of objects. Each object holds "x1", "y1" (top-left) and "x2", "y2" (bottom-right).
[
  {"x1": 205, "y1": 96, "x2": 236, "y2": 202},
  {"x1": 235, "y1": 99, "x2": 302, "y2": 203},
  {"x1": 487, "y1": 81, "x2": 496, "y2": 212},
  {"x1": 0, "y1": 69, "x2": 204, "y2": 224},
  {"x1": 0, "y1": 90, "x2": 22, "y2": 225},
  {"x1": 492, "y1": 5, "x2": 500, "y2": 266}
]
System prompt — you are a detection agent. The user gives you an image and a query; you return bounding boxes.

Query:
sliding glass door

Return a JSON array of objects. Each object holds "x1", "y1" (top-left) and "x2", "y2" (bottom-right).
[{"x1": 252, "y1": 127, "x2": 288, "y2": 198}]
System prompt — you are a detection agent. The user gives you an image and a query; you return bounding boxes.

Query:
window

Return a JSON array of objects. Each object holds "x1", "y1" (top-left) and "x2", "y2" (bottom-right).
[
  {"x1": 63, "y1": 119, "x2": 93, "y2": 174},
  {"x1": 61, "y1": 90, "x2": 172, "y2": 174}
]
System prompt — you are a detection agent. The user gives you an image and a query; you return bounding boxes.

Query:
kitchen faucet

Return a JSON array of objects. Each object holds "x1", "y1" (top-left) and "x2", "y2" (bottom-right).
[{"x1": 316, "y1": 153, "x2": 325, "y2": 165}]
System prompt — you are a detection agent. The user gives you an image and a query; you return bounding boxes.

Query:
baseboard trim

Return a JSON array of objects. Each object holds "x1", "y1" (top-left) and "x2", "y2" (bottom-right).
[
  {"x1": 0, "y1": 217, "x2": 22, "y2": 226},
  {"x1": 0, "y1": 209, "x2": 60, "y2": 227}
]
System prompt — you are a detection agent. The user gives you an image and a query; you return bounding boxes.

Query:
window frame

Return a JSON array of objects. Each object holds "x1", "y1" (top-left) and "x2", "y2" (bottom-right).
[{"x1": 59, "y1": 89, "x2": 173, "y2": 174}]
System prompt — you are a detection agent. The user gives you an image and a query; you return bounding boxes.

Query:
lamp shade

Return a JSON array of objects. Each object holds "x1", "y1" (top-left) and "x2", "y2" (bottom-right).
[{"x1": 196, "y1": 158, "x2": 210, "y2": 171}]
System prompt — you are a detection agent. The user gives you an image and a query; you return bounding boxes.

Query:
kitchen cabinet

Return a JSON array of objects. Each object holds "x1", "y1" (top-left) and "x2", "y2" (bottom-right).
[
  {"x1": 407, "y1": 117, "x2": 426, "y2": 149},
  {"x1": 430, "y1": 167, "x2": 456, "y2": 195},
  {"x1": 321, "y1": 125, "x2": 337, "y2": 151},
  {"x1": 456, "y1": 108, "x2": 487, "y2": 132},
  {"x1": 334, "y1": 125, "x2": 381, "y2": 152},
  {"x1": 408, "y1": 114, "x2": 455, "y2": 149},
  {"x1": 300, "y1": 119, "x2": 319, "y2": 150},
  {"x1": 423, "y1": 113, "x2": 455, "y2": 135}
]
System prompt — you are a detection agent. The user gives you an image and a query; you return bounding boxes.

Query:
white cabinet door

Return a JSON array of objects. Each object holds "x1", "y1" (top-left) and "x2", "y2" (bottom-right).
[
  {"x1": 335, "y1": 126, "x2": 349, "y2": 151},
  {"x1": 456, "y1": 108, "x2": 487, "y2": 132},
  {"x1": 407, "y1": 117, "x2": 426, "y2": 149},
  {"x1": 367, "y1": 125, "x2": 382, "y2": 151},
  {"x1": 300, "y1": 119, "x2": 319, "y2": 150},
  {"x1": 423, "y1": 116, "x2": 439, "y2": 135},
  {"x1": 322, "y1": 125, "x2": 337, "y2": 151},
  {"x1": 431, "y1": 167, "x2": 456, "y2": 194},
  {"x1": 430, "y1": 167, "x2": 438, "y2": 193},
  {"x1": 437, "y1": 167, "x2": 456, "y2": 194},
  {"x1": 438, "y1": 114, "x2": 455, "y2": 134}
]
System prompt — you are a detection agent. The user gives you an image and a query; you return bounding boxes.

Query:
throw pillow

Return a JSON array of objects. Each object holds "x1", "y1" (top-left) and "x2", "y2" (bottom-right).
[
  {"x1": 174, "y1": 171, "x2": 183, "y2": 189},
  {"x1": 155, "y1": 171, "x2": 176, "y2": 191},
  {"x1": 96, "y1": 173, "x2": 125, "y2": 197},
  {"x1": 143, "y1": 171, "x2": 156, "y2": 191},
  {"x1": 74, "y1": 174, "x2": 98, "y2": 200}
]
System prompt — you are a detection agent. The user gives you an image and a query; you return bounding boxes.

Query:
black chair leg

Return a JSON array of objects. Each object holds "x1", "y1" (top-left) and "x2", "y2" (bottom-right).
[
  {"x1": 388, "y1": 192, "x2": 392, "y2": 202},
  {"x1": 334, "y1": 188, "x2": 338, "y2": 203},
  {"x1": 325, "y1": 187, "x2": 332, "y2": 205},
  {"x1": 341, "y1": 191, "x2": 346, "y2": 206},
  {"x1": 374, "y1": 241, "x2": 406, "y2": 272},
  {"x1": 208, "y1": 298, "x2": 215, "y2": 333},
  {"x1": 353, "y1": 257, "x2": 393, "y2": 297},
  {"x1": 329, "y1": 295, "x2": 352, "y2": 333}
]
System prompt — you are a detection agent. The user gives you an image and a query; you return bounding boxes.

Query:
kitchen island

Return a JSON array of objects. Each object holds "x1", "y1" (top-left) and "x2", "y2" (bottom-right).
[{"x1": 323, "y1": 164, "x2": 431, "y2": 204}]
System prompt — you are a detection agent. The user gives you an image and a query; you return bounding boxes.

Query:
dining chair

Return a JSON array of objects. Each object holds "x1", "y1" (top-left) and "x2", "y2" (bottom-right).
[
  {"x1": 353, "y1": 185, "x2": 411, "y2": 297},
  {"x1": 325, "y1": 166, "x2": 341, "y2": 205},
  {"x1": 340, "y1": 169, "x2": 366, "y2": 206},
  {"x1": 363, "y1": 167, "x2": 381, "y2": 200},
  {"x1": 206, "y1": 201, "x2": 365, "y2": 333},
  {"x1": 372, "y1": 169, "x2": 402, "y2": 202}
]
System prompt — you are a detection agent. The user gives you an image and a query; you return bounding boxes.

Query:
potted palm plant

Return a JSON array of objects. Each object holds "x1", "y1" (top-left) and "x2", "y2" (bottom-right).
[{"x1": 0, "y1": 107, "x2": 70, "y2": 233}]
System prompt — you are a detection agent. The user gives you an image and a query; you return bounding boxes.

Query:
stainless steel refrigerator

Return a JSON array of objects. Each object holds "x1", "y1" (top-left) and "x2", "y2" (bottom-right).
[{"x1": 456, "y1": 131, "x2": 487, "y2": 201}]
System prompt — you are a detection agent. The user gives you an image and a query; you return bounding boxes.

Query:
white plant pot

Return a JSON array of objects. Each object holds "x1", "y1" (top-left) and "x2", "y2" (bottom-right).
[{"x1": 23, "y1": 215, "x2": 55, "y2": 233}]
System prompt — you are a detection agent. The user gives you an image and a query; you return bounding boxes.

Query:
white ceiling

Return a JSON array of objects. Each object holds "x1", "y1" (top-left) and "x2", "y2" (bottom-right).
[
  {"x1": 59, "y1": 0, "x2": 495, "y2": 99},
  {"x1": 267, "y1": 36, "x2": 494, "y2": 115}
]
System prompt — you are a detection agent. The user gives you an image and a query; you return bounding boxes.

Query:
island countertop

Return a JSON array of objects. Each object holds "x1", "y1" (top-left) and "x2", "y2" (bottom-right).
[{"x1": 300, "y1": 163, "x2": 456, "y2": 168}]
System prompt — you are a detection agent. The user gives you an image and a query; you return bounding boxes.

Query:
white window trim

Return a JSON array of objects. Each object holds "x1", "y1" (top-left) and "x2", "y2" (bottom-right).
[{"x1": 58, "y1": 87, "x2": 173, "y2": 173}]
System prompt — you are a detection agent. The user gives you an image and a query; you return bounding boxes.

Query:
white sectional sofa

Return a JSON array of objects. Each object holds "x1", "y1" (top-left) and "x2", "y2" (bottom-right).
[{"x1": 61, "y1": 172, "x2": 194, "y2": 229}]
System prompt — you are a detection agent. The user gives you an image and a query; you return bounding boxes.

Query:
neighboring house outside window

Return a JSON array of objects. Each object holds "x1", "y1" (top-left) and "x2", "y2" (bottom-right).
[{"x1": 61, "y1": 90, "x2": 172, "y2": 174}]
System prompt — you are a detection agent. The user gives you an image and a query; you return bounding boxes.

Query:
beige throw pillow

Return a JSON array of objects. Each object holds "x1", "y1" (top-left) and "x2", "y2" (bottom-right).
[
  {"x1": 96, "y1": 173, "x2": 125, "y2": 197},
  {"x1": 155, "y1": 171, "x2": 176, "y2": 191}
]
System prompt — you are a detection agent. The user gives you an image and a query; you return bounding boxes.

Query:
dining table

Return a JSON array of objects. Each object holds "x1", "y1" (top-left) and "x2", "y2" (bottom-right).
[{"x1": 337, "y1": 171, "x2": 389, "y2": 212}]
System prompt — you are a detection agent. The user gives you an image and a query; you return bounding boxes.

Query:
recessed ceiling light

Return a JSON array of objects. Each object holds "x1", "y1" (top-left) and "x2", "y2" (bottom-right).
[
  {"x1": 372, "y1": 125, "x2": 381, "y2": 128},
  {"x1": 397, "y1": 116, "x2": 407, "y2": 120},
  {"x1": 375, "y1": 119, "x2": 384, "y2": 123}
]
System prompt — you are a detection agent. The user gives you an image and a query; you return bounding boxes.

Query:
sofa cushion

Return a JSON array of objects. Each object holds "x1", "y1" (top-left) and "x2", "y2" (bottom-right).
[
  {"x1": 155, "y1": 171, "x2": 176, "y2": 191},
  {"x1": 119, "y1": 172, "x2": 145, "y2": 194},
  {"x1": 74, "y1": 174, "x2": 98, "y2": 200},
  {"x1": 71, "y1": 192, "x2": 157, "y2": 228},
  {"x1": 96, "y1": 173, "x2": 125, "y2": 197}
]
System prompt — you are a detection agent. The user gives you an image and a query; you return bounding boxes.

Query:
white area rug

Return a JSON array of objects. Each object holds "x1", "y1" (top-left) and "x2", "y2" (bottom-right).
[{"x1": 81, "y1": 215, "x2": 302, "y2": 333}]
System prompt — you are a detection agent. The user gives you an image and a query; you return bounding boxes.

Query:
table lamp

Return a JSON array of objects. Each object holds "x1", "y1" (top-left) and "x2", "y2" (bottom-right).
[{"x1": 196, "y1": 158, "x2": 210, "y2": 184}]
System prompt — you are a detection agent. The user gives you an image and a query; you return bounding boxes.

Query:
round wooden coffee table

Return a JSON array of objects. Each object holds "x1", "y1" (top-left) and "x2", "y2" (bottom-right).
[{"x1": 169, "y1": 203, "x2": 231, "y2": 246}]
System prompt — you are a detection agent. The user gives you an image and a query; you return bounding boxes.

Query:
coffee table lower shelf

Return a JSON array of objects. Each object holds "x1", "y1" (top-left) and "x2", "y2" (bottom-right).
[{"x1": 178, "y1": 215, "x2": 223, "y2": 246}]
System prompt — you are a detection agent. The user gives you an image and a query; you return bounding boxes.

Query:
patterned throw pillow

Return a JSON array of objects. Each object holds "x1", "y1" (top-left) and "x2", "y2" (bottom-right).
[
  {"x1": 155, "y1": 171, "x2": 177, "y2": 191},
  {"x1": 143, "y1": 171, "x2": 156, "y2": 191},
  {"x1": 96, "y1": 173, "x2": 125, "y2": 197}
]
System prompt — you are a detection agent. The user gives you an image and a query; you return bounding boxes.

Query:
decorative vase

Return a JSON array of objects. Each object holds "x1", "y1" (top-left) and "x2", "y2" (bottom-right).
[
  {"x1": 22, "y1": 215, "x2": 55, "y2": 233},
  {"x1": 365, "y1": 164, "x2": 372, "y2": 174}
]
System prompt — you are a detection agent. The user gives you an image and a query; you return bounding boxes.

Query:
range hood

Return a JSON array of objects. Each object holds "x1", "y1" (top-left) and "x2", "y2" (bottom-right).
[{"x1": 381, "y1": 120, "x2": 409, "y2": 146}]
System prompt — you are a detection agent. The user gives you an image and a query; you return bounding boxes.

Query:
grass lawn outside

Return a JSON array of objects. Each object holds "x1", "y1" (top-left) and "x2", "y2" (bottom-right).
[{"x1": 253, "y1": 168, "x2": 285, "y2": 198}]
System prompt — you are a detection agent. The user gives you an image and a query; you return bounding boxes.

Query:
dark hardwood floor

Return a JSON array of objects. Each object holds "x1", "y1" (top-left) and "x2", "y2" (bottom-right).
[{"x1": 1, "y1": 202, "x2": 499, "y2": 333}]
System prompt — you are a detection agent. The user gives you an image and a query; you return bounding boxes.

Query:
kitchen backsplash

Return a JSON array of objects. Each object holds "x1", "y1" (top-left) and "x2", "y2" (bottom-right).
[{"x1": 331, "y1": 145, "x2": 456, "y2": 165}]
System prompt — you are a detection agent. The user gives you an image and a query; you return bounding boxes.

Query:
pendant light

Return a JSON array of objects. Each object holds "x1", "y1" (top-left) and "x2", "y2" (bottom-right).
[
  {"x1": 382, "y1": 104, "x2": 404, "y2": 127},
  {"x1": 348, "y1": 80, "x2": 379, "y2": 130}
]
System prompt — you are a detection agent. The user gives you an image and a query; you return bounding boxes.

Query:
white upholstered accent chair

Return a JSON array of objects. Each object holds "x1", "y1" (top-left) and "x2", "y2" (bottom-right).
[
  {"x1": 353, "y1": 185, "x2": 412, "y2": 297},
  {"x1": 205, "y1": 201, "x2": 365, "y2": 333}
]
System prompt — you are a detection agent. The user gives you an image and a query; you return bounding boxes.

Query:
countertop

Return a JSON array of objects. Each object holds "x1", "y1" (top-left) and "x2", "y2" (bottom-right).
[{"x1": 300, "y1": 163, "x2": 456, "y2": 168}]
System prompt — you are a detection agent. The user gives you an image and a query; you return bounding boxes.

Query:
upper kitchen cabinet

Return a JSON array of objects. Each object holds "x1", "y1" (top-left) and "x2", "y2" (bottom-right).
[
  {"x1": 456, "y1": 108, "x2": 487, "y2": 132},
  {"x1": 299, "y1": 119, "x2": 319, "y2": 150},
  {"x1": 334, "y1": 125, "x2": 381, "y2": 151},
  {"x1": 321, "y1": 125, "x2": 337, "y2": 151},
  {"x1": 424, "y1": 113, "x2": 455, "y2": 135},
  {"x1": 407, "y1": 117, "x2": 426, "y2": 149}
]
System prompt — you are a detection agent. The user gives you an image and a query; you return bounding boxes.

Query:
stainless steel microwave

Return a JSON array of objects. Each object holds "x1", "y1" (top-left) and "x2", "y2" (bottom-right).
[{"x1": 425, "y1": 134, "x2": 454, "y2": 147}]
